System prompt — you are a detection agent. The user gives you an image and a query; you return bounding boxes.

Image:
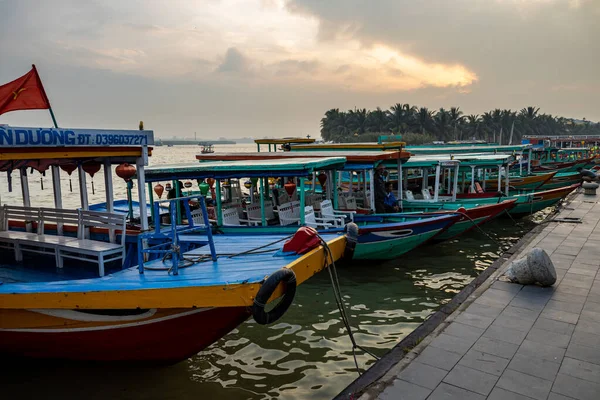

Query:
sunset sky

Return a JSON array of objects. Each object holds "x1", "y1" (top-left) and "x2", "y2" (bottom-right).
[{"x1": 0, "y1": 0, "x2": 598, "y2": 139}]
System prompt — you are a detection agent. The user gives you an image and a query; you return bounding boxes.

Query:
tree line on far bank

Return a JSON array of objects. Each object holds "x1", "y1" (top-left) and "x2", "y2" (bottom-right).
[{"x1": 319, "y1": 105, "x2": 600, "y2": 144}]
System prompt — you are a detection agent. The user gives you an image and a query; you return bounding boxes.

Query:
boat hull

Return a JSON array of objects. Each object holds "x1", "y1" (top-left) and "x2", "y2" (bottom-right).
[{"x1": 0, "y1": 307, "x2": 250, "y2": 363}]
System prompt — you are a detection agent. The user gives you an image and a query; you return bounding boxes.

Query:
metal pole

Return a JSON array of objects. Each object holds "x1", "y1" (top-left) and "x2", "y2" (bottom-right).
[
  {"x1": 300, "y1": 178, "x2": 306, "y2": 225},
  {"x1": 528, "y1": 149, "x2": 532, "y2": 175},
  {"x1": 215, "y1": 179, "x2": 223, "y2": 226},
  {"x1": 397, "y1": 159, "x2": 403, "y2": 208},
  {"x1": 103, "y1": 160, "x2": 114, "y2": 213},
  {"x1": 497, "y1": 166, "x2": 502, "y2": 191},
  {"x1": 471, "y1": 165, "x2": 475, "y2": 192},
  {"x1": 368, "y1": 169, "x2": 375, "y2": 212},
  {"x1": 136, "y1": 157, "x2": 148, "y2": 231},
  {"x1": 148, "y1": 182, "x2": 155, "y2": 226},
  {"x1": 332, "y1": 171, "x2": 338, "y2": 209},
  {"x1": 433, "y1": 164, "x2": 441, "y2": 202},
  {"x1": 505, "y1": 168, "x2": 510, "y2": 196},
  {"x1": 260, "y1": 177, "x2": 266, "y2": 226},
  {"x1": 20, "y1": 168, "x2": 30, "y2": 207},
  {"x1": 51, "y1": 165, "x2": 63, "y2": 235},
  {"x1": 452, "y1": 164, "x2": 459, "y2": 201},
  {"x1": 77, "y1": 165, "x2": 89, "y2": 210}
]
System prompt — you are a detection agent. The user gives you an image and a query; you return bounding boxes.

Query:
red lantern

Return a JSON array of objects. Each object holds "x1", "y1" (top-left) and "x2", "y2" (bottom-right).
[
  {"x1": 60, "y1": 163, "x2": 77, "y2": 192},
  {"x1": 154, "y1": 183, "x2": 165, "y2": 199},
  {"x1": 318, "y1": 172, "x2": 327, "y2": 188},
  {"x1": 82, "y1": 162, "x2": 102, "y2": 194},
  {"x1": 184, "y1": 181, "x2": 192, "y2": 188},
  {"x1": 284, "y1": 182, "x2": 296, "y2": 196},
  {"x1": 116, "y1": 163, "x2": 136, "y2": 182},
  {"x1": 206, "y1": 178, "x2": 215, "y2": 187}
]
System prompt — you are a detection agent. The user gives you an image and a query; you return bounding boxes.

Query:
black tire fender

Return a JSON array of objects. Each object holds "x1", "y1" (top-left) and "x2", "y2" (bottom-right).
[{"x1": 252, "y1": 268, "x2": 297, "y2": 325}]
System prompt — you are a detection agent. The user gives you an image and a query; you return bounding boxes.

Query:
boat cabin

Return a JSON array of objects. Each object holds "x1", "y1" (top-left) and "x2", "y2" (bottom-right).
[{"x1": 254, "y1": 138, "x2": 315, "y2": 152}]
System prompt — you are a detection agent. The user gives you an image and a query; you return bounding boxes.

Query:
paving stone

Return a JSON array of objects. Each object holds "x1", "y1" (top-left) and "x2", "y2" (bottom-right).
[
  {"x1": 491, "y1": 280, "x2": 523, "y2": 294},
  {"x1": 507, "y1": 353, "x2": 560, "y2": 381},
  {"x1": 461, "y1": 302, "x2": 504, "y2": 318},
  {"x1": 509, "y1": 296, "x2": 549, "y2": 312},
  {"x1": 580, "y1": 309, "x2": 600, "y2": 323},
  {"x1": 554, "y1": 284, "x2": 590, "y2": 297},
  {"x1": 525, "y1": 327, "x2": 572, "y2": 348},
  {"x1": 567, "y1": 268, "x2": 597, "y2": 277},
  {"x1": 540, "y1": 308, "x2": 580, "y2": 325},
  {"x1": 442, "y1": 364, "x2": 497, "y2": 396},
  {"x1": 547, "y1": 393, "x2": 578, "y2": 400},
  {"x1": 458, "y1": 348, "x2": 509, "y2": 376},
  {"x1": 560, "y1": 277, "x2": 593, "y2": 290},
  {"x1": 516, "y1": 339, "x2": 565, "y2": 363},
  {"x1": 396, "y1": 361, "x2": 447, "y2": 390},
  {"x1": 491, "y1": 314, "x2": 535, "y2": 333},
  {"x1": 429, "y1": 333, "x2": 474, "y2": 356},
  {"x1": 519, "y1": 285, "x2": 556, "y2": 297},
  {"x1": 443, "y1": 322, "x2": 485, "y2": 343},
  {"x1": 559, "y1": 357, "x2": 600, "y2": 383},
  {"x1": 566, "y1": 342, "x2": 600, "y2": 365},
  {"x1": 453, "y1": 312, "x2": 495, "y2": 330},
  {"x1": 550, "y1": 291, "x2": 588, "y2": 306},
  {"x1": 483, "y1": 324, "x2": 528, "y2": 345},
  {"x1": 552, "y1": 373, "x2": 600, "y2": 400},
  {"x1": 496, "y1": 368, "x2": 553, "y2": 400},
  {"x1": 472, "y1": 336, "x2": 518, "y2": 359},
  {"x1": 571, "y1": 329, "x2": 600, "y2": 348},
  {"x1": 583, "y1": 300, "x2": 600, "y2": 313},
  {"x1": 379, "y1": 379, "x2": 431, "y2": 400},
  {"x1": 488, "y1": 387, "x2": 540, "y2": 400},
  {"x1": 427, "y1": 382, "x2": 485, "y2": 400},
  {"x1": 474, "y1": 288, "x2": 518, "y2": 307},
  {"x1": 554, "y1": 246, "x2": 581, "y2": 256},
  {"x1": 501, "y1": 305, "x2": 542, "y2": 320},
  {"x1": 575, "y1": 318, "x2": 600, "y2": 335},
  {"x1": 533, "y1": 317, "x2": 576, "y2": 336},
  {"x1": 545, "y1": 299, "x2": 584, "y2": 314},
  {"x1": 415, "y1": 345, "x2": 462, "y2": 371}
]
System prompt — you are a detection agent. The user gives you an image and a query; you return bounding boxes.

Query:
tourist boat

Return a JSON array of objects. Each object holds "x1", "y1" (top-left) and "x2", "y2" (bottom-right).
[
  {"x1": 144, "y1": 157, "x2": 461, "y2": 260},
  {"x1": 0, "y1": 125, "x2": 348, "y2": 363},
  {"x1": 194, "y1": 151, "x2": 514, "y2": 245},
  {"x1": 200, "y1": 144, "x2": 214, "y2": 153}
]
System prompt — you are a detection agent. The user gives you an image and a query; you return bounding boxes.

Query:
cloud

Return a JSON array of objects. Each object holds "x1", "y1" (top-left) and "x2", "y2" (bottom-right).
[{"x1": 216, "y1": 47, "x2": 251, "y2": 73}]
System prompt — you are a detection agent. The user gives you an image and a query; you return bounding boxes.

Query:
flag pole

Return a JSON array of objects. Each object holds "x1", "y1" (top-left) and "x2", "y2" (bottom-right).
[{"x1": 31, "y1": 64, "x2": 58, "y2": 129}]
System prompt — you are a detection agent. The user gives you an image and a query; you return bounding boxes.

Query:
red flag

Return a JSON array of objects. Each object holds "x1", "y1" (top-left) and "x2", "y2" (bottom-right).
[{"x1": 0, "y1": 65, "x2": 51, "y2": 116}]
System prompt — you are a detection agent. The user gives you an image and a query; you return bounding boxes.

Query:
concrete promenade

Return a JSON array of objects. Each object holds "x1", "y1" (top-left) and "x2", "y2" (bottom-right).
[{"x1": 370, "y1": 190, "x2": 600, "y2": 399}]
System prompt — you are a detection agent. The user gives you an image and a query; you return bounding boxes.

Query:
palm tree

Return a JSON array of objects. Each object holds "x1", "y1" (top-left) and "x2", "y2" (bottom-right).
[
  {"x1": 348, "y1": 108, "x2": 368, "y2": 135},
  {"x1": 465, "y1": 114, "x2": 480, "y2": 139},
  {"x1": 320, "y1": 108, "x2": 341, "y2": 141},
  {"x1": 414, "y1": 107, "x2": 434, "y2": 134},
  {"x1": 387, "y1": 103, "x2": 414, "y2": 133},
  {"x1": 333, "y1": 111, "x2": 352, "y2": 139},
  {"x1": 434, "y1": 108, "x2": 452, "y2": 140},
  {"x1": 448, "y1": 107, "x2": 464, "y2": 139},
  {"x1": 366, "y1": 107, "x2": 389, "y2": 133}
]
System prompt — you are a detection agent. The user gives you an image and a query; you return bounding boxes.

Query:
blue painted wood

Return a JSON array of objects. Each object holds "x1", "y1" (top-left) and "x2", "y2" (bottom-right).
[{"x1": 0, "y1": 233, "x2": 339, "y2": 294}]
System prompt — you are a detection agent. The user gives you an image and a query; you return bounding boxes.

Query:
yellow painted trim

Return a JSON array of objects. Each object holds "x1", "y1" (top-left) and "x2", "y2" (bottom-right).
[
  {"x1": 254, "y1": 138, "x2": 315, "y2": 144},
  {"x1": 291, "y1": 142, "x2": 406, "y2": 150},
  {"x1": 0, "y1": 236, "x2": 346, "y2": 310}
]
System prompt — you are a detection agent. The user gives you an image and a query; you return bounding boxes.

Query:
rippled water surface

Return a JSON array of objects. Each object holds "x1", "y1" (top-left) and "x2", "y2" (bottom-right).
[{"x1": 1, "y1": 145, "x2": 540, "y2": 400}]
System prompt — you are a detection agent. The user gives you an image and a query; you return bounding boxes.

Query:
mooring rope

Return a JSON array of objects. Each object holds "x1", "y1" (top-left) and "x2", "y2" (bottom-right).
[{"x1": 314, "y1": 231, "x2": 379, "y2": 376}]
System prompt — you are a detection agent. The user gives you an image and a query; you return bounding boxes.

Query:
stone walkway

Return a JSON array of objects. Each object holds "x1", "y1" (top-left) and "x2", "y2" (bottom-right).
[{"x1": 376, "y1": 191, "x2": 600, "y2": 400}]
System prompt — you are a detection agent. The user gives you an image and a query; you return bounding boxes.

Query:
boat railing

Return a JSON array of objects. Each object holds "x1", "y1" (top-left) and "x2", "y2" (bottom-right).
[{"x1": 137, "y1": 195, "x2": 217, "y2": 275}]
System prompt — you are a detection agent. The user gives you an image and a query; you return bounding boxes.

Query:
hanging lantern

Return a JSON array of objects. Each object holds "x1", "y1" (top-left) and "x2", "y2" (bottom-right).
[
  {"x1": 82, "y1": 162, "x2": 102, "y2": 194},
  {"x1": 154, "y1": 183, "x2": 165, "y2": 199},
  {"x1": 244, "y1": 180, "x2": 252, "y2": 189},
  {"x1": 115, "y1": 163, "x2": 136, "y2": 182},
  {"x1": 284, "y1": 182, "x2": 296, "y2": 196},
  {"x1": 165, "y1": 182, "x2": 172, "y2": 191},
  {"x1": 60, "y1": 163, "x2": 77, "y2": 192},
  {"x1": 206, "y1": 178, "x2": 215, "y2": 188},
  {"x1": 318, "y1": 172, "x2": 327, "y2": 188},
  {"x1": 250, "y1": 177, "x2": 259, "y2": 187},
  {"x1": 184, "y1": 181, "x2": 192, "y2": 189},
  {"x1": 199, "y1": 181, "x2": 210, "y2": 196}
]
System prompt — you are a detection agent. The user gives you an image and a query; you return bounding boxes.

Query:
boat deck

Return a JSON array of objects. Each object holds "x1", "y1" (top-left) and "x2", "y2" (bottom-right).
[{"x1": 0, "y1": 233, "x2": 340, "y2": 294}]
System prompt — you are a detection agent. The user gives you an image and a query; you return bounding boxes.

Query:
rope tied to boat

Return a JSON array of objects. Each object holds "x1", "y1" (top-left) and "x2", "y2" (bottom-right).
[{"x1": 314, "y1": 229, "x2": 380, "y2": 376}]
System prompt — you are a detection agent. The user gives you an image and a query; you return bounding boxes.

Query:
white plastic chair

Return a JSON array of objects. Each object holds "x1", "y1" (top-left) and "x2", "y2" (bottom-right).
[
  {"x1": 277, "y1": 201, "x2": 301, "y2": 226},
  {"x1": 421, "y1": 189, "x2": 432, "y2": 200},
  {"x1": 304, "y1": 206, "x2": 335, "y2": 229},
  {"x1": 222, "y1": 207, "x2": 259, "y2": 226},
  {"x1": 404, "y1": 190, "x2": 415, "y2": 200},
  {"x1": 246, "y1": 201, "x2": 275, "y2": 223},
  {"x1": 318, "y1": 200, "x2": 353, "y2": 226}
]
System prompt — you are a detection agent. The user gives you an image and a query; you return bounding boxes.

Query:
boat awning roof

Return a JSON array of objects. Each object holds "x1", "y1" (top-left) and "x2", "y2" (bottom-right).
[
  {"x1": 254, "y1": 138, "x2": 315, "y2": 145},
  {"x1": 391, "y1": 154, "x2": 511, "y2": 169},
  {"x1": 406, "y1": 144, "x2": 531, "y2": 155},
  {"x1": 144, "y1": 157, "x2": 347, "y2": 181},
  {"x1": 290, "y1": 142, "x2": 406, "y2": 151},
  {"x1": 195, "y1": 150, "x2": 409, "y2": 163}
]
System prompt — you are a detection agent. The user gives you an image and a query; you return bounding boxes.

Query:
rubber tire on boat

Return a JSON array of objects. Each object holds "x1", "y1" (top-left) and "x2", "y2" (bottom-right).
[{"x1": 252, "y1": 268, "x2": 297, "y2": 325}]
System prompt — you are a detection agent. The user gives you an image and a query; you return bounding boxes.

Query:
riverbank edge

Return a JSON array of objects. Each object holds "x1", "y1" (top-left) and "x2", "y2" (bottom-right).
[{"x1": 334, "y1": 189, "x2": 580, "y2": 400}]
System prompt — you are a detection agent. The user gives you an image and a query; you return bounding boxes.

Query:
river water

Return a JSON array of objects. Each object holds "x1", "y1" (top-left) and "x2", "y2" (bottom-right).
[{"x1": 1, "y1": 145, "x2": 539, "y2": 400}]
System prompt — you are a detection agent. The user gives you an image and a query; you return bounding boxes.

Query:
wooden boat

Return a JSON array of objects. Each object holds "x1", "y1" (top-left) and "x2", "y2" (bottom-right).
[
  {"x1": 145, "y1": 157, "x2": 461, "y2": 260},
  {"x1": 479, "y1": 171, "x2": 556, "y2": 191},
  {"x1": 0, "y1": 125, "x2": 347, "y2": 363},
  {"x1": 536, "y1": 171, "x2": 581, "y2": 190},
  {"x1": 200, "y1": 144, "x2": 214, "y2": 153},
  {"x1": 195, "y1": 151, "x2": 513, "y2": 246}
]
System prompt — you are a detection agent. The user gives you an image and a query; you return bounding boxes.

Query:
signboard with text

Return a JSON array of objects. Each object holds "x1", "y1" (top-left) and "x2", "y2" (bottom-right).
[{"x1": 0, "y1": 126, "x2": 154, "y2": 147}]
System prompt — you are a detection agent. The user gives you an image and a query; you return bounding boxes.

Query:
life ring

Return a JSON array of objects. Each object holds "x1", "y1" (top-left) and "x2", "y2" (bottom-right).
[{"x1": 252, "y1": 268, "x2": 297, "y2": 325}]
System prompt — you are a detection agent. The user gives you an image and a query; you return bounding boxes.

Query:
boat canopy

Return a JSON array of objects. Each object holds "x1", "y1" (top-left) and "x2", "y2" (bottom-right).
[
  {"x1": 406, "y1": 144, "x2": 531, "y2": 156},
  {"x1": 290, "y1": 141, "x2": 406, "y2": 151},
  {"x1": 400, "y1": 154, "x2": 513, "y2": 170},
  {"x1": 403, "y1": 156, "x2": 461, "y2": 169},
  {"x1": 144, "y1": 157, "x2": 347, "y2": 182}
]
